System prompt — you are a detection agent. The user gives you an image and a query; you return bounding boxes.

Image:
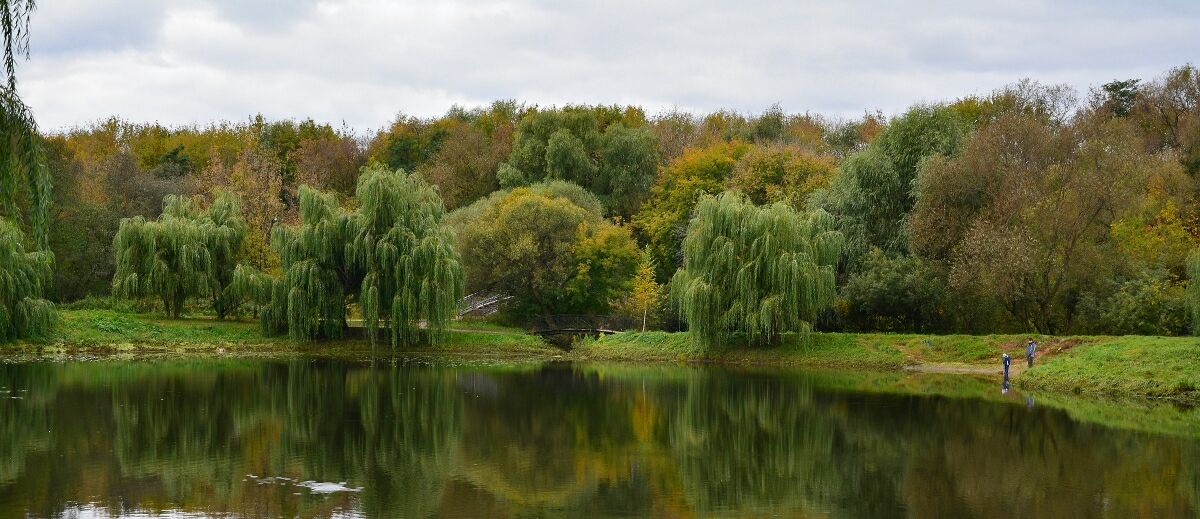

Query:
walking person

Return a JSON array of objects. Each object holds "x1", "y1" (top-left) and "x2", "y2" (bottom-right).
[{"x1": 1025, "y1": 339, "x2": 1037, "y2": 368}]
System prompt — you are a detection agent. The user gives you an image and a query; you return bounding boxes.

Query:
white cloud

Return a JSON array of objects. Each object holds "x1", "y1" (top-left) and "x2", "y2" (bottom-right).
[{"x1": 17, "y1": 0, "x2": 1200, "y2": 132}]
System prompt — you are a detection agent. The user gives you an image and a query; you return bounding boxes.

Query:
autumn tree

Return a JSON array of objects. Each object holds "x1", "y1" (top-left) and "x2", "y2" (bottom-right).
[
  {"x1": 816, "y1": 104, "x2": 969, "y2": 264},
  {"x1": 671, "y1": 193, "x2": 843, "y2": 347},
  {"x1": 622, "y1": 249, "x2": 662, "y2": 332},
  {"x1": 911, "y1": 113, "x2": 1188, "y2": 332},
  {"x1": 633, "y1": 141, "x2": 749, "y2": 280},
  {"x1": 448, "y1": 181, "x2": 639, "y2": 318},
  {"x1": 727, "y1": 144, "x2": 835, "y2": 209}
]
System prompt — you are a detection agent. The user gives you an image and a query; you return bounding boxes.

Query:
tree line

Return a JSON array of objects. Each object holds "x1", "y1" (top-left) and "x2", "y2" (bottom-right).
[{"x1": 4, "y1": 63, "x2": 1200, "y2": 343}]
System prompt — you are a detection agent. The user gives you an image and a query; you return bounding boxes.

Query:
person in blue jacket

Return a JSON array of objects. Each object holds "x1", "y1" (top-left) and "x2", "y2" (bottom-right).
[{"x1": 1025, "y1": 339, "x2": 1038, "y2": 368}]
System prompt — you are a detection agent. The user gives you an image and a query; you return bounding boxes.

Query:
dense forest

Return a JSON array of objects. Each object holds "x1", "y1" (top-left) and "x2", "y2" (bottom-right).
[{"x1": 4, "y1": 63, "x2": 1200, "y2": 339}]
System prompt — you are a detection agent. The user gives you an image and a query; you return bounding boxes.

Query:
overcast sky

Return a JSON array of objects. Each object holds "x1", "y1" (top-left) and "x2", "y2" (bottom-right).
[{"x1": 18, "y1": 0, "x2": 1200, "y2": 133}]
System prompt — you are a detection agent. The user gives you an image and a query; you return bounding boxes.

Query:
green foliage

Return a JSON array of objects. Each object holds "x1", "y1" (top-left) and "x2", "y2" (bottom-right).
[
  {"x1": 671, "y1": 193, "x2": 843, "y2": 347},
  {"x1": 1100, "y1": 79, "x2": 1141, "y2": 118},
  {"x1": 565, "y1": 222, "x2": 640, "y2": 314},
  {"x1": 633, "y1": 141, "x2": 749, "y2": 280},
  {"x1": 505, "y1": 106, "x2": 658, "y2": 217},
  {"x1": 727, "y1": 144, "x2": 835, "y2": 209},
  {"x1": 258, "y1": 186, "x2": 353, "y2": 340},
  {"x1": 350, "y1": 164, "x2": 464, "y2": 347},
  {"x1": 0, "y1": 217, "x2": 55, "y2": 341},
  {"x1": 1078, "y1": 269, "x2": 1189, "y2": 336},
  {"x1": 112, "y1": 194, "x2": 246, "y2": 319},
  {"x1": 202, "y1": 192, "x2": 247, "y2": 319},
  {"x1": 818, "y1": 104, "x2": 968, "y2": 262},
  {"x1": 838, "y1": 249, "x2": 949, "y2": 332},
  {"x1": 255, "y1": 166, "x2": 463, "y2": 347},
  {"x1": 449, "y1": 181, "x2": 638, "y2": 317}
]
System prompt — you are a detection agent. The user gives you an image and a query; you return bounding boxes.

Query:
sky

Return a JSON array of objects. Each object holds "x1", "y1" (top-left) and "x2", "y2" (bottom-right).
[{"x1": 17, "y1": 0, "x2": 1200, "y2": 133}]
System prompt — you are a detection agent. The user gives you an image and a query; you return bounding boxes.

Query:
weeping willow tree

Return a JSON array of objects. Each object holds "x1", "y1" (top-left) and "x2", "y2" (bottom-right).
[
  {"x1": 0, "y1": 0, "x2": 52, "y2": 342},
  {"x1": 245, "y1": 165, "x2": 463, "y2": 346},
  {"x1": 671, "y1": 192, "x2": 843, "y2": 347},
  {"x1": 112, "y1": 194, "x2": 246, "y2": 319},
  {"x1": 253, "y1": 186, "x2": 353, "y2": 341},
  {"x1": 350, "y1": 164, "x2": 463, "y2": 347},
  {"x1": 202, "y1": 191, "x2": 247, "y2": 319},
  {"x1": 0, "y1": 218, "x2": 54, "y2": 341},
  {"x1": 0, "y1": 0, "x2": 49, "y2": 248}
]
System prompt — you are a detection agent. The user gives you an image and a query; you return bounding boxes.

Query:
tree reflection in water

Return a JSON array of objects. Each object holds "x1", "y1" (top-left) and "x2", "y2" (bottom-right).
[{"x1": 0, "y1": 360, "x2": 1195, "y2": 518}]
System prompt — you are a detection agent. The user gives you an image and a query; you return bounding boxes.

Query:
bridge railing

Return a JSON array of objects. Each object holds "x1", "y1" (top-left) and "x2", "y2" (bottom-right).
[{"x1": 458, "y1": 291, "x2": 512, "y2": 318}]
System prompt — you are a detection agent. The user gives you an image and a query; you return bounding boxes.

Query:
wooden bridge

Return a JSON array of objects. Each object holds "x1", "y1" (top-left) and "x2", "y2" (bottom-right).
[{"x1": 524, "y1": 315, "x2": 633, "y2": 336}]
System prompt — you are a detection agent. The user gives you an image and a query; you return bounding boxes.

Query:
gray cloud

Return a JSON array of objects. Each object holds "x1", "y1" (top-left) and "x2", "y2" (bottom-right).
[{"x1": 18, "y1": 0, "x2": 1200, "y2": 132}]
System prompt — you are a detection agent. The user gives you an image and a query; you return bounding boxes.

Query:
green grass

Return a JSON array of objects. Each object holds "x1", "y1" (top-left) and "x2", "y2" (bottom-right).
[
  {"x1": 578, "y1": 331, "x2": 1200, "y2": 401},
  {"x1": 1020, "y1": 336, "x2": 1200, "y2": 399},
  {"x1": 3, "y1": 309, "x2": 559, "y2": 360},
  {"x1": 571, "y1": 331, "x2": 907, "y2": 369},
  {"x1": 52, "y1": 310, "x2": 270, "y2": 345}
]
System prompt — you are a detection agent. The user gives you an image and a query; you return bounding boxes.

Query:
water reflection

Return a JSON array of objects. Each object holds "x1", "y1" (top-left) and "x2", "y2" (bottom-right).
[{"x1": 0, "y1": 361, "x2": 1196, "y2": 518}]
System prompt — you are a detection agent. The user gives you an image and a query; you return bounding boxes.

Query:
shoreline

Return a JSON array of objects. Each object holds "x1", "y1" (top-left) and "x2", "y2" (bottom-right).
[{"x1": 5, "y1": 310, "x2": 1198, "y2": 403}]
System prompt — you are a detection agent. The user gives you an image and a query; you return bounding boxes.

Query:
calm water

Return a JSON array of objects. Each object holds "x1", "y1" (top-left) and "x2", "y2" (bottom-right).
[{"x1": 0, "y1": 359, "x2": 1197, "y2": 518}]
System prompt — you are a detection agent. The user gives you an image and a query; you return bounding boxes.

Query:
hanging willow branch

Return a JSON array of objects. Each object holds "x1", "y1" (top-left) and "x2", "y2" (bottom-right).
[
  {"x1": 254, "y1": 165, "x2": 463, "y2": 347},
  {"x1": 0, "y1": 217, "x2": 54, "y2": 341},
  {"x1": 0, "y1": 78, "x2": 49, "y2": 248},
  {"x1": 350, "y1": 164, "x2": 463, "y2": 347},
  {"x1": 261, "y1": 186, "x2": 353, "y2": 341},
  {"x1": 671, "y1": 192, "x2": 843, "y2": 347},
  {"x1": 112, "y1": 194, "x2": 247, "y2": 319},
  {"x1": 203, "y1": 191, "x2": 248, "y2": 319},
  {"x1": 0, "y1": 0, "x2": 49, "y2": 249}
]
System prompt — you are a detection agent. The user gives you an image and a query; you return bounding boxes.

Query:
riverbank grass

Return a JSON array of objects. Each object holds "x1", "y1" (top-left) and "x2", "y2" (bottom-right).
[
  {"x1": 579, "y1": 331, "x2": 1200, "y2": 400},
  {"x1": 11, "y1": 310, "x2": 559, "y2": 359}
]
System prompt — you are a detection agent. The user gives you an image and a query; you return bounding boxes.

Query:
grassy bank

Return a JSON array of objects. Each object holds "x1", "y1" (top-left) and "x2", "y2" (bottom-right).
[
  {"x1": 8, "y1": 311, "x2": 1199, "y2": 402},
  {"x1": 574, "y1": 331, "x2": 1200, "y2": 401},
  {"x1": 5, "y1": 310, "x2": 560, "y2": 360}
]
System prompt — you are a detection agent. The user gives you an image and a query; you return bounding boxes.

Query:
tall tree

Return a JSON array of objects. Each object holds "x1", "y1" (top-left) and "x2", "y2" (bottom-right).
[
  {"x1": 503, "y1": 106, "x2": 658, "y2": 218},
  {"x1": 202, "y1": 191, "x2": 247, "y2": 320},
  {"x1": 817, "y1": 104, "x2": 968, "y2": 263},
  {"x1": 448, "y1": 181, "x2": 638, "y2": 318},
  {"x1": 248, "y1": 166, "x2": 462, "y2": 347},
  {"x1": 350, "y1": 164, "x2": 463, "y2": 347},
  {"x1": 911, "y1": 114, "x2": 1187, "y2": 332},
  {"x1": 671, "y1": 193, "x2": 843, "y2": 347},
  {"x1": 0, "y1": 0, "x2": 57, "y2": 342},
  {"x1": 111, "y1": 194, "x2": 246, "y2": 319},
  {"x1": 112, "y1": 196, "x2": 214, "y2": 319}
]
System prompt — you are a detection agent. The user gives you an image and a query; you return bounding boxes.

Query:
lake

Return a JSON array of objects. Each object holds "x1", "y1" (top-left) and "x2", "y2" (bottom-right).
[{"x1": 0, "y1": 359, "x2": 1197, "y2": 518}]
